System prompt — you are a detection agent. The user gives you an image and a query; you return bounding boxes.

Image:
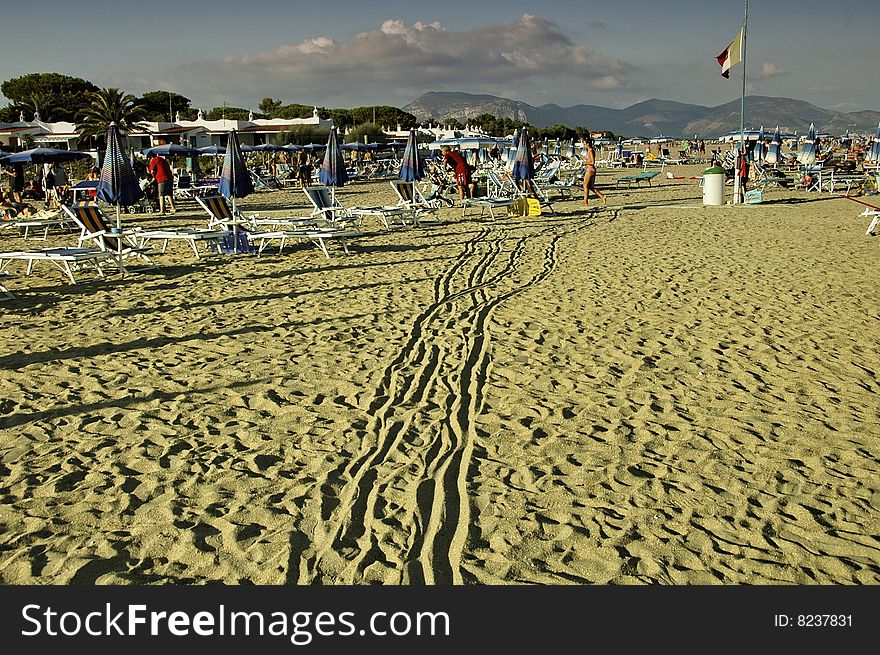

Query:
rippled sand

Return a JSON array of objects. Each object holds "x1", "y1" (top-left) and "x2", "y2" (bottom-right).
[{"x1": 1, "y1": 167, "x2": 878, "y2": 584}]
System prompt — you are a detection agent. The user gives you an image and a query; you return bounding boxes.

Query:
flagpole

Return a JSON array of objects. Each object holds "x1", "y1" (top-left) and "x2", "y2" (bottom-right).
[{"x1": 734, "y1": 0, "x2": 749, "y2": 204}]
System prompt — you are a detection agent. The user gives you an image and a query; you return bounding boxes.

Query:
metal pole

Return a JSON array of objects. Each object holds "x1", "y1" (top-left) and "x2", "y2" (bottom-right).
[{"x1": 734, "y1": 0, "x2": 749, "y2": 204}]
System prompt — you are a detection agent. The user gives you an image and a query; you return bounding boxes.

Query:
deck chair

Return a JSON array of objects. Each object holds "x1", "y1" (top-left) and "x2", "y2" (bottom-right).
[
  {"x1": 196, "y1": 195, "x2": 257, "y2": 254},
  {"x1": 485, "y1": 170, "x2": 518, "y2": 197},
  {"x1": 61, "y1": 203, "x2": 157, "y2": 274},
  {"x1": 303, "y1": 186, "x2": 408, "y2": 230},
  {"x1": 0, "y1": 247, "x2": 115, "y2": 284},
  {"x1": 0, "y1": 272, "x2": 13, "y2": 299},
  {"x1": 615, "y1": 171, "x2": 659, "y2": 188},
  {"x1": 390, "y1": 180, "x2": 440, "y2": 224},
  {"x1": 248, "y1": 225, "x2": 361, "y2": 258}
]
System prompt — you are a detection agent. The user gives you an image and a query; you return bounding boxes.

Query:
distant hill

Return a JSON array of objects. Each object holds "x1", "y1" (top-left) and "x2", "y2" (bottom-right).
[{"x1": 403, "y1": 91, "x2": 880, "y2": 138}]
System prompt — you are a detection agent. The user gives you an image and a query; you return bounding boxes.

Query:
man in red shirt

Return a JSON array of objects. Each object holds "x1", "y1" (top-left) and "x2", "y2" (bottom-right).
[
  {"x1": 148, "y1": 153, "x2": 176, "y2": 214},
  {"x1": 440, "y1": 146, "x2": 474, "y2": 200}
]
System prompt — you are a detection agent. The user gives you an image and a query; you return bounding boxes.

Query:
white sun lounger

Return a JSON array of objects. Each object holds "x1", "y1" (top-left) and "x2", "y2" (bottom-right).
[
  {"x1": 461, "y1": 197, "x2": 517, "y2": 220},
  {"x1": 0, "y1": 247, "x2": 115, "y2": 284},
  {"x1": 131, "y1": 227, "x2": 232, "y2": 259},
  {"x1": 249, "y1": 227, "x2": 361, "y2": 258}
]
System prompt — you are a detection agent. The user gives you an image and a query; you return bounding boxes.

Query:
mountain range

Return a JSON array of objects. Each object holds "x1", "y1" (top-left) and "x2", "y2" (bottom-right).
[{"x1": 402, "y1": 92, "x2": 880, "y2": 138}]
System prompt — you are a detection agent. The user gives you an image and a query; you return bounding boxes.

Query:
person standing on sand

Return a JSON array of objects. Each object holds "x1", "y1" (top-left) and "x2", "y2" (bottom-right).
[
  {"x1": 148, "y1": 153, "x2": 176, "y2": 215},
  {"x1": 582, "y1": 135, "x2": 607, "y2": 208}
]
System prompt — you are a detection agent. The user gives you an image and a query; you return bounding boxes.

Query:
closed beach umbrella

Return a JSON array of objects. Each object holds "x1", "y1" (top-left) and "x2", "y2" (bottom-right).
[
  {"x1": 506, "y1": 129, "x2": 520, "y2": 171},
  {"x1": 399, "y1": 129, "x2": 423, "y2": 203},
  {"x1": 797, "y1": 123, "x2": 818, "y2": 165},
  {"x1": 512, "y1": 128, "x2": 535, "y2": 193},
  {"x1": 868, "y1": 122, "x2": 880, "y2": 163},
  {"x1": 755, "y1": 126, "x2": 765, "y2": 165},
  {"x1": 96, "y1": 122, "x2": 143, "y2": 232},
  {"x1": 399, "y1": 128, "x2": 423, "y2": 201},
  {"x1": 219, "y1": 129, "x2": 253, "y2": 215},
  {"x1": 766, "y1": 126, "x2": 782, "y2": 165},
  {"x1": 318, "y1": 126, "x2": 348, "y2": 204}
]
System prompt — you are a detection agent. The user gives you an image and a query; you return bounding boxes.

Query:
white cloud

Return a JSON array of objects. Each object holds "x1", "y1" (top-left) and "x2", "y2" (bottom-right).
[
  {"x1": 117, "y1": 14, "x2": 635, "y2": 109},
  {"x1": 758, "y1": 62, "x2": 786, "y2": 78}
]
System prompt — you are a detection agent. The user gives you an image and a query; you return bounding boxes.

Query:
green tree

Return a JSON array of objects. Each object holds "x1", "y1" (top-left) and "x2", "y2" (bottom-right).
[
  {"x1": 258, "y1": 97, "x2": 283, "y2": 117},
  {"x1": 139, "y1": 90, "x2": 192, "y2": 122},
  {"x1": 76, "y1": 88, "x2": 149, "y2": 143},
  {"x1": 0, "y1": 105, "x2": 17, "y2": 123},
  {"x1": 16, "y1": 92, "x2": 59, "y2": 122},
  {"x1": 205, "y1": 106, "x2": 263, "y2": 120},
  {"x1": 273, "y1": 126, "x2": 330, "y2": 146},
  {"x1": 344, "y1": 123, "x2": 388, "y2": 145},
  {"x1": 1, "y1": 73, "x2": 98, "y2": 122}
]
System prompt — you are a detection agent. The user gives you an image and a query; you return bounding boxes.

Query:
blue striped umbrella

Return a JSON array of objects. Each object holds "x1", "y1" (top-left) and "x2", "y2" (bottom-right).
[
  {"x1": 797, "y1": 123, "x2": 817, "y2": 165},
  {"x1": 219, "y1": 129, "x2": 253, "y2": 214},
  {"x1": 399, "y1": 129, "x2": 423, "y2": 182},
  {"x1": 97, "y1": 123, "x2": 142, "y2": 232},
  {"x1": 398, "y1": 129, "x2": 423, "y2": 203},
  {"x1": 512, "y1": 128, "x2": 535, "y2": 194},
  {"x1": 318, "y1": 126, "x2": 348, "y2": 204},
  {"x1": 868, "y1": 122, "x2": 880, "y2": 163}
]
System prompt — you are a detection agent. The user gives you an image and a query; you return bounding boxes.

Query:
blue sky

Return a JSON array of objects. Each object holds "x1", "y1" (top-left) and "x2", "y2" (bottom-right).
[{"x1": 2, "y1": 0, "x2": 877, "y2": 113}]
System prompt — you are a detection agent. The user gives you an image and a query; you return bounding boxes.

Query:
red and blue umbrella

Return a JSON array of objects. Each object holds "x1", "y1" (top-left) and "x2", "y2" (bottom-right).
[
  {"x1": 97, "y1": 123, "x2": 143, "y2": 232},
  {"x1": 318, "y1": 127, "x2": 348, "y2": 204}
]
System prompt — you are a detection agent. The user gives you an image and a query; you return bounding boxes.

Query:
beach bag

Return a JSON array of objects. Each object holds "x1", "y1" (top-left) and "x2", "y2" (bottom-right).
[{"x1": 215, "y1": 231, "x2": 255, "y2": 254}]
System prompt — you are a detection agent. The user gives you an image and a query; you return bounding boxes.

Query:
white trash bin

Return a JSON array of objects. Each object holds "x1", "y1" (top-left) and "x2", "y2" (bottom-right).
[{"x1": 702, "y1": 165, "x2": 726, "y2": 206}]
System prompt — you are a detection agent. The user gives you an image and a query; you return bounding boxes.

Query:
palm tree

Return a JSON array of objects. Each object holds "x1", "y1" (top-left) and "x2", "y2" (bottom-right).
[
  {"x1": 76, "y1": 88, "x2": 148, "y2": 143},
  {"x1": 16, "y1": 92, "x2": 57, "y2": 122}
]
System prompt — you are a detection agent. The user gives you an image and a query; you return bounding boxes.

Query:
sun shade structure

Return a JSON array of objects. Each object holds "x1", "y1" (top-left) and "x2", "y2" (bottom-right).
[
  {"x1": 867, "y1": 123, "x2": 880, "y2": 164},
  {"x1": 96, "y1": 123, "x2": 143, "y2": 233},
  {"x1": 765, "y1": 126, "x2": 782, "y2": 165},
  {"x1": 142, "y1": 143, "x2": 200, "y2": 157},
  {"x1": 218, "y1": 129, "x2": 253, "y2": 213},
  {"x1": 512, "y1": 128, "x2": 535, "y2": 189},
  {"x1": 3, "y1": 147, "x2": 92, "y2": 164},
  {"x1": 797, "y1": 123, "x2": 818, "y2": 165},
  {"x1": 318, "y1": 127, "x2": 349, "y2": 205}
]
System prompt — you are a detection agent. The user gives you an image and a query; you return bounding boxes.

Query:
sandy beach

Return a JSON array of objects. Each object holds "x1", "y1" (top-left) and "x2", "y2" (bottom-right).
[{"x1": 1, "y1": 165, "x2": 878, "y2": 585}]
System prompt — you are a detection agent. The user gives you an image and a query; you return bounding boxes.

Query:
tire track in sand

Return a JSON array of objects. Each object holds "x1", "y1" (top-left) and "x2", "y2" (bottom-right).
[{"x1": 292, "y1": 211, "x2": 609, "y2": 583}]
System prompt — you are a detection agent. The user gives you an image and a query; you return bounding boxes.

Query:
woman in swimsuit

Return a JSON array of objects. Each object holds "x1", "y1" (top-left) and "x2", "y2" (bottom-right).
[{"x1": 582, "y1": 135, "x2": 607, "y2": 208}]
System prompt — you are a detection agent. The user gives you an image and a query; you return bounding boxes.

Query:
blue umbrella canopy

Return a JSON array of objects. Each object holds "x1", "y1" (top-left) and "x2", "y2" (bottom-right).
[
  {"x1": 399, "y1": 129, "x2": 423, "y2": 183},
  {"x1": 797, "y1": 123, "x2": 817, "y2": 165},
  {"x1": 96, "y1": 124, "x2": 143, "y2": 226},
  {"x1": 4, "y1": 147, "x2": 92, "y2": 164},
  {"x1": 218, "y1": 129, "x2": 253, "y2": 206},
  {"x1": 253, "y1": 143, "x2": 284, "y2": 152},
  {"x1": 318, "y1": 127, "x2": 349, "y2": 188},
  {"x1": 142, "y1": 143, "x2": 200, "y2": 157},
  {"x1": 196, "y1": 145, "x2": 226, "y2": 155},
  {"x1": 341, "y1": 142, "x2": 377, "y2": 152},
  {"x1": 512, "y1": 128, "x2": 535, "y2": 183}
]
